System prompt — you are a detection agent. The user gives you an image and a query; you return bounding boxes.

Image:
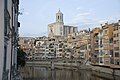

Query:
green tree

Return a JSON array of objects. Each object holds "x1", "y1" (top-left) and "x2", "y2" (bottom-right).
[{"x1": 17, "y1": 48, "x2": 27, "y2": 67}]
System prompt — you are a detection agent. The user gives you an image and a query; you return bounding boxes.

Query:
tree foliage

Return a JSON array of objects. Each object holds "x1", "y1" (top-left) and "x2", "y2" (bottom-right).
[{"x1": 17, "y1": 48, "x2": 27, "y2": 67}]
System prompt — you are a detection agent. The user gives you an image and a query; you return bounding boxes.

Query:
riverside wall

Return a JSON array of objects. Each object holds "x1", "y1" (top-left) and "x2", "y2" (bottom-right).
[
  {"x1": 89, "y1": 65, "x2": 120, "y2": 77},
  {"x1": 26, "y1": 61, "x2": 120, "y2": 77}
]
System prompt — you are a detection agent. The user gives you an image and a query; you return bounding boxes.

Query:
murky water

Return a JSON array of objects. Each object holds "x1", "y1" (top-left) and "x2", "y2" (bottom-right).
[{"x1": 21, "y1": 66, "x2": 119, "y2": 80}]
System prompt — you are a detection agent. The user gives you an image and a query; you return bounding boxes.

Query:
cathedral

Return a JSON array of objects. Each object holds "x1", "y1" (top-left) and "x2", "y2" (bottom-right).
[{"x1": 48, "y1": 9, "x2": 78, "y2": 37}]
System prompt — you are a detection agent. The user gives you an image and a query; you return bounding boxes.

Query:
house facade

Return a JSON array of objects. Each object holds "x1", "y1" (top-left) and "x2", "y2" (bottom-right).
[{"x1": 0, "y1": 0, "x2": 20, "y2": 79}]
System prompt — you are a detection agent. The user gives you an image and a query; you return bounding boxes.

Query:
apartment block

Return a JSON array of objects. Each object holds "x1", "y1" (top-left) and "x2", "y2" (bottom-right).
[
  {"x1": 112, "y1": 20, "x2": 120, "y2": 65},
  {"x1": 102, "y1": 23, "x2": 114, "y2": 65},
  {"x1": 33, "y1": 36, "x2": 48, "y2": 60},
  {"x1": 78, "y1": 30, "x2": 91, "y2": 61},
  {"x1": 19, "y1": 37, "x2": 35, "y2": 56},
  {"x1": 90, "y1": 28, "x2": 101, "y2": 64}
]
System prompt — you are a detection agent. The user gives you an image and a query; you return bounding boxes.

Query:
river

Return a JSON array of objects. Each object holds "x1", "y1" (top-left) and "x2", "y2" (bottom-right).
[{"x1": 21, "y1": 66, "x2": 119, "y2": 80}]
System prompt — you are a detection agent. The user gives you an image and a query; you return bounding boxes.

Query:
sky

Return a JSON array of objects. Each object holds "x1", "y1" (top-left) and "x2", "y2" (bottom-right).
[{"x1": 19, "y1": 0, "x2": 120, "y2": 37}]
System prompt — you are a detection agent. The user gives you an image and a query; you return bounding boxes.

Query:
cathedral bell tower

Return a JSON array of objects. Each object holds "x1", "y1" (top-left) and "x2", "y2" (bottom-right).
[{"x1": 56, "y1": 9, "x2": 63, "y2": 23}]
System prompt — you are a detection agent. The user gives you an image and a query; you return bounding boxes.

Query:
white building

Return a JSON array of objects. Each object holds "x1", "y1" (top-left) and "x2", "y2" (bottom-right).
[
  {"x1": 97, "y1": 29, "x2": 104, "y2": 65},
  {"x1": 0, "y1": 0, "x2": 20, "y2": 79},
  {"x1": 48, "y1": 9, "x2": 78, "y2": 37},
  {"x1": 33, "y1": 36, "x2": 48, "y2": 60}
]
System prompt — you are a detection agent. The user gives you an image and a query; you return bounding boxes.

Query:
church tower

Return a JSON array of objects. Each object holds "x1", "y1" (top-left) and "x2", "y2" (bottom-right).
[{"x1": 56, "y1": 9, "x2": 63, "y2": 23}]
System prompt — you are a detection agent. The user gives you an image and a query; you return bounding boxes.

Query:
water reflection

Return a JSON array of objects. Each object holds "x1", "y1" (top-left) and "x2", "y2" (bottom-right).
[{"x1": 21, "y1": 66, "x2": 119, "y2": 80}]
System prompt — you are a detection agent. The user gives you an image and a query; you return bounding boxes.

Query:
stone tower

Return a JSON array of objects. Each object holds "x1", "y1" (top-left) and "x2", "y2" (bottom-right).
[{"x1": 56, "y1": 9, "x2": 63, "y2": 23}]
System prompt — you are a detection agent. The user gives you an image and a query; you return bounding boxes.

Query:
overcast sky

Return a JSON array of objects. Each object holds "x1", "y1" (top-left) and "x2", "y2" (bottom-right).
[{"x1": 19, "y1": 0, "x2": 120, "y2": 37}]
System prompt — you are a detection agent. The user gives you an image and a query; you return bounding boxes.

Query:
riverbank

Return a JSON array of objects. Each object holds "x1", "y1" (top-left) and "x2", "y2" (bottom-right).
[
  {"x1": 20, "y1": 66, "x2": 110, "y2": 80},
  {"x1": 26, "y1": 61, "x2": 120, "y2": 78},
  {"x1": 51, "y1": 63, "x2": 120, "y2": 78},
  {"x1": 55, "y1": 64, "x2": 120, "y2": 80},
  {"x1": 21, "y1": 63, "x2": 120, "y2": 80},
  {"x1": 53, "y1": 62, "x2": 120, "y2": 77},
  {"x1": 88, "y1": 64, "x2": 120, "y2": 76}
]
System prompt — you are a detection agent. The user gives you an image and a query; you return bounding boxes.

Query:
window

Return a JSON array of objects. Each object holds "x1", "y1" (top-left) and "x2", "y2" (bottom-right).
[
  {"x1": 114, "y1": 40, "x2": 116, "y2": 44},
  {"x1": 73, "y1": 28, "x2": 75, "y2": 32},
  {"x1": 3, "y1": 45, "x2": 7, "y2": 71},
  {"x1": 4, "y1": 9, "x2": 10, "y2": 36},
  {"x1": 104, "y1": 30, "x2": 107, "y2": 34},
  {"x1": 60, "y1": 16, "x2": 61, "y2": 20},
  {"x1": 109, "y1": 38, "x2": 113, "y2": 43},
  {"x1": 96, "y1": 40, "x2": 99, "y2": 43},
  {"x1": 115, "y1": 52, "x2": 119, "y2": 57},
  {"x1": 114, "y1": 47, "x2": 119, "y2": 51},
  {"x1": 59, "y1": 49, "x2": 62, "y2": 52},
  {"x1": 114, "y1": 26, "x2": 118, "y2": 31},
  {"x1": 51, "y1": 49, "x2": 54, "y2": 52},
  {"x1": 69, "y1": 27, "x2": 71, "y2": 34},
  {"x1": 110, "y1": 50, "x2": 113, "y2": 57},
  {"x1": 114, "y1": 34, "x2": 116, "y2": 37},
  {"x1": 114, "y1": 33, "x2": 119, "y2": 37},
  {"x1": 110, "y1": 58, "x2": 114, "y2": 64},
  {"x1": 100, "y1": 40, "x2": 102, "y2": 44},
  {"x1": 115, "y1": 59, "x2": 119, "y2": 65},
  {"x1": 4, "y1": 0, "x2": 11, "y2": 37},
  {"x1": 100, "y1": 57, "x2": 103, "y2": 63},
  {"x1": 117, "y1": 33, "x2": 119, "y2": 37}
]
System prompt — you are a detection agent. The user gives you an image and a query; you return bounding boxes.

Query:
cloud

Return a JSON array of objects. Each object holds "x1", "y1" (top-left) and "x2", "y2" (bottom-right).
[
  {"x1": 69, "y1": 7, "x2": 108, "y2": 29},
  {"x1": 71, "y1": 7, "x2": 96, "y2": 25},
  {"x1": 76, "y1": 12, "x2": 91, "y2": 17},
  {"x1": 19, "y1": 32, "x2": 47, "y2": 37},
  {"x1": 24, "y1": 12, "x2": 30, "y2": 15},
  {"x1": 72, "y1": 12, "x2": 93, "y2": 25},
  {"x1": 98, "y1": 20, "x2": 108, "y2": 24},
  {"x1": 76, "y1": 7, "x2": 83, "y2": 10}
]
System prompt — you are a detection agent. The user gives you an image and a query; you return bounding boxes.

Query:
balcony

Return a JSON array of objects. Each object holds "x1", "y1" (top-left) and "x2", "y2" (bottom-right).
[
  {"x1": 95, "y1": 36, "x2": 99, "y2": 40},
  {"x1": 49, "y1": 46, "x2": 54, "y2": 49},
  {"x1": 113, "y1": 37, "x2": 119, "y2": 40},
  {"x1": 113, "y1": 44, "x2": 119, "y2": 47}
]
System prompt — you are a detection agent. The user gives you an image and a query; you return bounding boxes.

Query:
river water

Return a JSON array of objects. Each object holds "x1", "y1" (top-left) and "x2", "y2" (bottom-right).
[{"x1": 22, "y1": 66, "x2": 119, "y2": 80}]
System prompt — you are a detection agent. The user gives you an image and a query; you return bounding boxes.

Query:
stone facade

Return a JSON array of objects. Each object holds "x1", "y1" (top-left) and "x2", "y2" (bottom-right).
[
  {"x1": 90, "y1": 28, "x2": 101, "y2": 64},
  {"x1": 33, "y1": 36, "x2": 49, "y2": 59},
  {"x1": 112, "y1": 21, "x2": 120, "y2": 65},
  {"x1": 0, "y1": 0, "x2": 20, "y2": 79},
  {"x1": 19, "y1": 37, "x2": 35, "y2": 55},
  {"x1": 48, "y1": 9, "x2": 77, "y2": 37},
  {"x1": 102, "y1": 23, "x2": 114, "y2": 65},
  {"x1": 90, "y1": 20, "x2": 120, "y2": 66}
]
